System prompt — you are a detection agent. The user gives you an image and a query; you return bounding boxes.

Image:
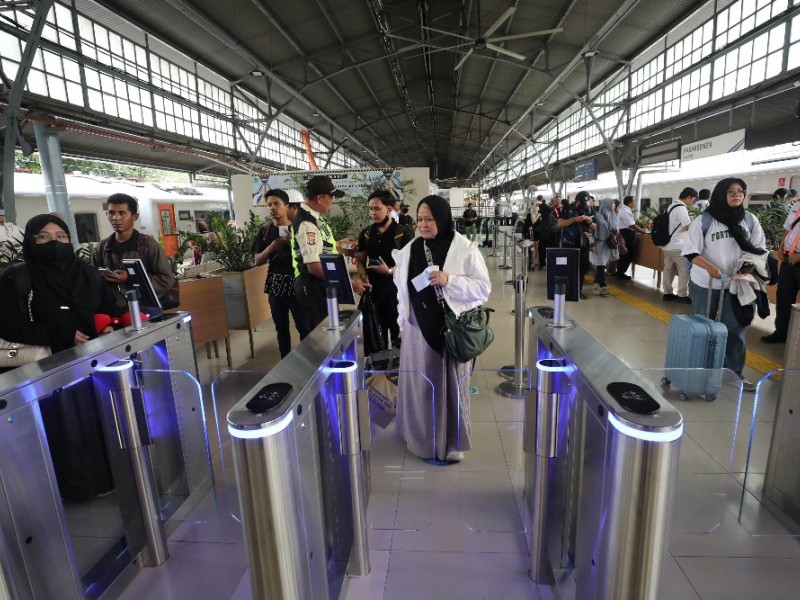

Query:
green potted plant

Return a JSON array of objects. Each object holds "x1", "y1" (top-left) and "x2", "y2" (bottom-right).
[{"x1": 189, "y1": 211, "x2": 269, "y2": 357}]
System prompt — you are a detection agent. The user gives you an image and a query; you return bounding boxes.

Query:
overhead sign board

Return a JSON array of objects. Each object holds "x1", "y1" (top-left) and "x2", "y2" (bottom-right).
[
  {"x1": 574, "y1": 158, "x2": 598, "y2": 182},
  {"x1": 251, "y1": 169, "x2": 404, "y2": 206},
  {"x1": 639, "y1": 138, "x2": 681, "y2": 166},
  {"x1": 682, "y1": 129, "x2": 745, "y2": 161}
]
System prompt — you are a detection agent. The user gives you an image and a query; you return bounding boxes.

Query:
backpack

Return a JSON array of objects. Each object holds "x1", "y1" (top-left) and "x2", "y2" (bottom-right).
[
  {"x1": 650, "y1": 204, "x2": 681, "y2": 247},
  {"x1": 99, "y1": 233, "x2": 180, "y2": 308}
]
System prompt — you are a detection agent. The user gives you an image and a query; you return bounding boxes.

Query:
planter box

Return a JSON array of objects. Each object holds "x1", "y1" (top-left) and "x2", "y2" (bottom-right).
[
  {"x1": 169, "y1": 275, "x2": 231, "y2": 366},
  {"x1": 220, "y1": 264, "x2": 271, "y2": 357},
  {"x1": 631, "y1": 233, "x2": 664, "y2": 286}
]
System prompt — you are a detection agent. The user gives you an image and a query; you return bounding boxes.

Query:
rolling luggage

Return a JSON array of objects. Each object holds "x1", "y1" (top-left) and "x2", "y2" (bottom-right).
[{"x1": 662, "y1": 277, "x2": 728, "y2": 401}]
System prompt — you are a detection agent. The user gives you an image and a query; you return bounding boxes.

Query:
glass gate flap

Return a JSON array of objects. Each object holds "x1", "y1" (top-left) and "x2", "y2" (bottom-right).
[
  {"x1": 362, "y1": 368, "x2": 435, "y2": 532},
  {"x1": 635, "y1": 367, "x2": 744, "y2": 535}
]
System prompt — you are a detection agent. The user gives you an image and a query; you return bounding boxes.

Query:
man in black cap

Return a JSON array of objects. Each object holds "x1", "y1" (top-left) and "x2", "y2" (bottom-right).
[{"x1": 291, "y1": 175, "x2": 369, "y2": 329}]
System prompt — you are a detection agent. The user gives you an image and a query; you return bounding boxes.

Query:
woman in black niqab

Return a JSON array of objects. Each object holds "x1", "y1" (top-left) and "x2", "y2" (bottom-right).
[
  {"x1": 407, "y1": 195, "x2": 455, "y2": 353},
  {"x1": 707, "y1": 178, "x2": 766, "y2": 256},
  {"x1": 8, "y1": 214, "x2": 101, "y2": 352}
]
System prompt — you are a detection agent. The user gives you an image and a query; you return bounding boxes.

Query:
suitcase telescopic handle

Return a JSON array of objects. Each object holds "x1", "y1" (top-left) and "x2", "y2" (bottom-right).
[{"x1": 705, "y1": 274, "x2": 728, "y2": 321}]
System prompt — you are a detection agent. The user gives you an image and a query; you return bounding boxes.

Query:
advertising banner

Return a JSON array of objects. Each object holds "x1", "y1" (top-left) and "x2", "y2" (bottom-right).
[{"x1": 252, "y1": 169, "x2": 404, "y2": 206}]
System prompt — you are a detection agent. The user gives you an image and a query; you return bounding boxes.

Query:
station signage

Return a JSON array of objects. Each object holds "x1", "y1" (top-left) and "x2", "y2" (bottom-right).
[
  {"x1": 574, "y1": 158, "x2": 598, "y2": 182},
  {"x1": 681, "y1": 129, "x2": 745, "y2": 161},
  {"x1": 251, "y1": 169, "x2": 404, "y2": 205}
]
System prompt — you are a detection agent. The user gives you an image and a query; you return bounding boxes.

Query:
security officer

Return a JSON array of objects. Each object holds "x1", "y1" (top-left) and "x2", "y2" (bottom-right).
[{"x1": 292, "y1": 175, "x2": 369, "y2": 329}]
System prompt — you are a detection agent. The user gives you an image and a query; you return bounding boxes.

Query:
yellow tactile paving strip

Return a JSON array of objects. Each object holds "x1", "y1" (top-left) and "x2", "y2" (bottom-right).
[{"x1": 588, "y1": 276, "x2": 782, "y2": 376}]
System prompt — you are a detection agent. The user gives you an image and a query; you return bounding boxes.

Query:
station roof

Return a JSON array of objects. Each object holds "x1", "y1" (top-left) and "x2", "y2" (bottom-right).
[{"x1": 9, "y1": 0, "x2": 800, "y2": 185}]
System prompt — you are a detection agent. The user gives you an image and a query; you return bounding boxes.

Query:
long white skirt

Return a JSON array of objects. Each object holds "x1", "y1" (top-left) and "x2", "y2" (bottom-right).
[{"x1": 395, "y1": 309, "x2": 472, "y2": 461}]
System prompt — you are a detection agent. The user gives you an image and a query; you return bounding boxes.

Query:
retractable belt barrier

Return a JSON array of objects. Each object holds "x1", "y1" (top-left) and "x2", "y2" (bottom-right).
[{"x1": 526, "y1": 306, "x2": 683, "y2": 599}]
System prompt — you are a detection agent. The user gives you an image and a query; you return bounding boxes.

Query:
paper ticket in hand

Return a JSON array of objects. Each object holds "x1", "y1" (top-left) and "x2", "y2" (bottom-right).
[{"x1": 411, "y1": 265, "x2": 439, "y2": 291}]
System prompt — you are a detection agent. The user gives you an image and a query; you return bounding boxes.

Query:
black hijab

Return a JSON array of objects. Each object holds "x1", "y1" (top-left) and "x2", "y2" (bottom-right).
[
  {"x1": 22, "y1": 214, "x2": 101, "y2": 350},
  {"x1": 707, "y1": 178, "x2": 766, "y2": 256},
  {"x1": 408, "y1": 195, "x2": 455, "y2": 353}
]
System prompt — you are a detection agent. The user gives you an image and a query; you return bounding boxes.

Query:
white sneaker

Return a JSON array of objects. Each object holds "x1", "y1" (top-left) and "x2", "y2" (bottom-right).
[
  {"x1": 599, "y1": 287, "x2": 609, "y2": 297},
  {"x1": 445, "y1": 450, "x2": 464, "y2": 463},
  {"x1": 593, "y1": 283, "x2": 601, "y2": 293},
  {"x1": 740, "y1": 378, "x2": 756, "y2": 392}
]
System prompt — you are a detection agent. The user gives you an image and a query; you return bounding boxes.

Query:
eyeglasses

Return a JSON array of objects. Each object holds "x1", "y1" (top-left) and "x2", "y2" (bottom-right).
[
  {"x1": 727, "y1": 189, "x2": 746, "y2": 197},
  {"x1": 33, "y1": 231, "x2": 70, "y2": 243}
]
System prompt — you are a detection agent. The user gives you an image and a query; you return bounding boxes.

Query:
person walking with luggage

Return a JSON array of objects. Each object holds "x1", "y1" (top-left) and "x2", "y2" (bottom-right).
[
  {"x1": 761, "y1": 194, "x2": 800, "y2": 344},
  {"x1": 682, "y1": 178, "x2": 767, "y2": 391},
  {"x1": 661, "y1": 187, "x2": 696, "y2": 303},
  {"x1": 392, "y1": 195, "x2": 491, "y2": 464}
]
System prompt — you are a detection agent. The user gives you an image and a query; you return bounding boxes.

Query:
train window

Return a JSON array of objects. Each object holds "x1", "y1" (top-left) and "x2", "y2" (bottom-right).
[
  {"x1": 746, "y1": 193, "x2": 771, "y2": 211},
  {"x1": 74, "y1": 213, "x2": 100, "y2": 243},
  {"x1": 658, "y1": 197, "x2": 672, "y2": 209},
  {"x1": 641, "y1": 198, "x2": 651, "y2": 211},
  {"x1": 193, "y1": 210, "x2": 231, "y2": 229}
]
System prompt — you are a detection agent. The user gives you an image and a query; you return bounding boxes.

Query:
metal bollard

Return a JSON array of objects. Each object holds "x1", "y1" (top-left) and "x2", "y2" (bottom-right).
[
  {"x1": 499, "y1": 231, "x2": 512, "y2": 270},
  {"x1": 93, "y1": 360, "x2": 168, "y2": 567},
  {"x1": 325, "y1": 282, "x2": 342, "y2": 330},
  {"x1": 327, "y1": 360, "x2": 370, "y2": 577},
  {"x1": 498, "y1": 275, "x2": 528, "y2": 399},
  {"x1": 506, "y1": 236, "x2": 518, "y2": 285},
  {"x1": 527, "y1": 357, "x2": 570, "y2": 583},
  {"x1": 125, "y1": 289, "x2": 145, "y2": 331},
  {"x1": 489, "y1": 219, "x2": 499, "y2": 256}
]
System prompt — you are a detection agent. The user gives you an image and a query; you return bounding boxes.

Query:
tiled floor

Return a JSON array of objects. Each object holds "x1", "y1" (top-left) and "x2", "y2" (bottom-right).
[{"x1": 117, "y1": 248, "x2": 800, "y2": 600}]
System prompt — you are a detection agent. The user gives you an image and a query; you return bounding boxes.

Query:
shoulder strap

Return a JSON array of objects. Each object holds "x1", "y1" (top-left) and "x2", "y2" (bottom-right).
[
  {"x1": 137, "y1": 233, "x2": 151, "y2": 271},
  {"x1": 701, "y1": 211, "x2": 713, "y2": 238}
]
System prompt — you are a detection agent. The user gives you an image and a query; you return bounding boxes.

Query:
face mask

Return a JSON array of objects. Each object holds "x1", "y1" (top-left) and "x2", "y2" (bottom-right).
[{"x1": 32, "y1": 240, "x2": 74, "y2": 262}]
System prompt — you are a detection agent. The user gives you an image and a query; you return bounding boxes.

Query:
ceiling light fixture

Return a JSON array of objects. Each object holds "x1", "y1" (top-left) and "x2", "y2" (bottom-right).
[
  {"x1": 583, "y1": 50, "x2": 599, "y2": 58},
  {"x1": 250, "y1": 69, "x2": 264, "y2": 77},
  {"x1": 310, "y1": 111, "x2": 320, "y2": 117}
]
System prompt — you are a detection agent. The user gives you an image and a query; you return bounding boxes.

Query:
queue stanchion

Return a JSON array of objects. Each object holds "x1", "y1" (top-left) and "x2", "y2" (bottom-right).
[
  {"x1": 498, "y1": 275, "x2": 528, "y2": 398},
  {"x1": 499, "y1": 231, "x2": 512, "y2": 270},
  {"x1": 489, "y1": 219, "x2": 499, "y2": 257}
]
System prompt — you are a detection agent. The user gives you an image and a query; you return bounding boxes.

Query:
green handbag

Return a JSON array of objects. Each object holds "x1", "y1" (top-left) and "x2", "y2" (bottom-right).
[{"x1": 442, "y1": 305, "x2": 495, "y2": 363}]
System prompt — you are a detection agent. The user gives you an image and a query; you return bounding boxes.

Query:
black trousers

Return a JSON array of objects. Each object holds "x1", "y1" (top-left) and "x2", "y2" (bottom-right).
[
  {"x1": 774, "y1": 260, "x2": 800, "y2": 336},
  {"x1": 294, "y1": 274, "x2": 328, "y2": 331},
  {"x1": 370, "y1": 284, "x2": 401, "y2": 348},
  {"x1": 616, "y1": 228, "x2": 637, "y2": 275}
]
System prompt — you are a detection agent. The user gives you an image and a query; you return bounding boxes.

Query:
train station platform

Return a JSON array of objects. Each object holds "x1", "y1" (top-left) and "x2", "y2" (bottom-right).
[{"x1": 105, "y1": 246, "x2": 799, "y2": 600}]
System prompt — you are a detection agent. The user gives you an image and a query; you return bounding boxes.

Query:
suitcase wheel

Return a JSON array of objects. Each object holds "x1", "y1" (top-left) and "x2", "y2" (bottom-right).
[
  {"x1": 678, "y1": 392, "x2": 689, "y2": 401},
  {"x1": 661, "y1": 377, "x2": 671, "y2": 386},
  {"x1": 704, "y1": 394, "x2": 717, "y2": 402}
]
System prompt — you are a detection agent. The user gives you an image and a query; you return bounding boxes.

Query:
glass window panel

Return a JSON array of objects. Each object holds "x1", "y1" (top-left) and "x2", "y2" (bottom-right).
[
  {"x1": 752, "y1": 55, "x2": 767, "y2": 78},
  {"x1": 114, "y1": 79, "x2": 126, "y2": 97},
  {"x1": 788, "y1": 44, "x2": 800, "y2": 69},
  {"x1": 766, "y1": 50, "x2": 782, "y2": 77},
  {"x1": 740, "y1": 40, "x2": 753, "y2": 64},
  {"x1": 741, "y1": 15, "x2": 755, "y2": 35},
  {"x1": 62, "y1": 58, "x2": 80, "y2": 83},
  {"x1": 87, "y1": 88, "x2": 103, "y2": 110},
  {"x1": 736, "y1": 66, "x2": 751, "y2": 90},
  {"x1": 84, "y1": 68, "x2": 99, "y2": 89},
  {"x1": 66, "y1": 81, "x2": 83, "y2": 106},
  {"x1": 0, "y1": 33, "x2": 21, "y2": 62},
  {"x1": 117, "y1": 99, "x2": 131, "y2": 121},
  {"x1": 78, "y1": 16, "x2": 93, "y2": 43},
  {"x1": 131, "y1": 104, "x2": 142, "y2": 123},
  {"x1": 769, "y1": 25, "x2": 785, "y2": 52},
  {"x1": 31, "y1": 49, "x2": 44, "y2": 70},
  {"x1": 47, "y1": 75, "x2": 67, "y2": 102},
  {"x1": 94, "y1": 25, "x2": 109, "y2": 50},
  {"x1": 54, "y1": 3, "x2": 73, "y2": 30},
  {"x1": 103, "y1": 94, "x2": 118, "y2": 116},
  {"x1": 27, "y1": 69, "x2": 47, "y2": 95}
]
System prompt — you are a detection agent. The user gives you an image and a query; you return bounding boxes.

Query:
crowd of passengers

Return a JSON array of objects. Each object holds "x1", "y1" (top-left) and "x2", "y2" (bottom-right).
[{"x1": 2, "y1": 174, "x2": 799, "y2": 461}]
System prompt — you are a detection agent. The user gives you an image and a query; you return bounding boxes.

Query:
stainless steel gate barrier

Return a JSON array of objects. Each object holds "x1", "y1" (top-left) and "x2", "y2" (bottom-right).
[
  {"x1": 526, "y1": 306, "x2": 683, "y2": 600},
  {"x1": 0, "y1": 313, "x2": 210, "y2": 599},
  {"x1": 227, "y1": 312, "x2": 370, "y2": 600}
]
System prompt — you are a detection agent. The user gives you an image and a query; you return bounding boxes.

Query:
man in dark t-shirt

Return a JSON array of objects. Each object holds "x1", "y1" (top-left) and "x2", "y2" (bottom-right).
[
  {"x1": 462, "y1": 202, "x2": 478, "y2": 241},
  {"x1": 253, "y1": 188, "x2": 310, "y2": 358},
  {"x1": 356, "y1": 190, "x2": 414, "y2": 349}
]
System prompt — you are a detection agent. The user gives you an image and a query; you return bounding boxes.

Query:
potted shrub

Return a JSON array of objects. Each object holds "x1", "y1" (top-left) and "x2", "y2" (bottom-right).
[{"x1": 188, "y1": 212, "x2": 270, "y2": 356}]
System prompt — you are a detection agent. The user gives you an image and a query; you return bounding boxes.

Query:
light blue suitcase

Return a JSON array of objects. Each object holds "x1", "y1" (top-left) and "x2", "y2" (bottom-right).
[{"x1": 662, "y1": 279, "x2": 728, "y2": 401}]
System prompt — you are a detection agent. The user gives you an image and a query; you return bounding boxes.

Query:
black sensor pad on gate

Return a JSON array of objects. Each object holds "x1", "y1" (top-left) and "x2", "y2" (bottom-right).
[
  {"x1": 246, "y1": 382, "x2": 293, "y2": 414},
  {"x1": 538, "y1": 307, "x2": 554, "y2": 319},
  {"x1": 606, "y1": 382, "x2": 661, "y2": 414}
]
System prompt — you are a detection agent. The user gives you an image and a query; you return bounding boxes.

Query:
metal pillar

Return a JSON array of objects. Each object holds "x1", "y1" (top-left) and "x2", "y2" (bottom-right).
[
  {"x1": 506, "y1": 235, "x2": 518, "y2": 285},
  {"x1": 93, "y1": 360, "x2": 169, "y2": 567},
  {"x1": 327, "y1": 360, "x2": 370, "y2": 577},
  {"x1": 498, "y1": 275, "x2": 528, "y2": 399},
  {"x1": 527, "y1": 358, "x2": 571, "y2": 583},
  {"x1": 1, "y1": 0, "x2": 56, "y2": 221},
  {"x1": 32, "y1": 121, "x2": 78, "y2": 247}
]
